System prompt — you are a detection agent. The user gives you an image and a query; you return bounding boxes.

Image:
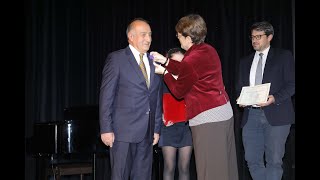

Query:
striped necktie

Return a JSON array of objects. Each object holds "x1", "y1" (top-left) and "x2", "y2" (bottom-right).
[{"x1": 139, "y1": 53, "x2": 149, "y2": 88}]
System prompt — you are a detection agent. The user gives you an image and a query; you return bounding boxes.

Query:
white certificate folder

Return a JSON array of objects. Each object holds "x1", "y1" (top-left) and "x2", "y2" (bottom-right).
[{"x1": 237, "y1": 83, "x2": 271, "y2": 106}]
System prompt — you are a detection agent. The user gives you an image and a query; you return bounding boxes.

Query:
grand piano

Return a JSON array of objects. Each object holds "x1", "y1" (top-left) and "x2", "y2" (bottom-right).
[{"x1": 26, "y1": 105, "x2": 164, "y2": 180}]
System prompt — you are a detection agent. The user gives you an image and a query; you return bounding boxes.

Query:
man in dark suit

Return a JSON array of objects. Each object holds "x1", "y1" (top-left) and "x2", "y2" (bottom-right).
[
  {"x1": 99, "y1": 18, "x2": 162, "y2": 180},
  {"x1": 236, "y1": 21, "x2": 295, "y2": 180}
]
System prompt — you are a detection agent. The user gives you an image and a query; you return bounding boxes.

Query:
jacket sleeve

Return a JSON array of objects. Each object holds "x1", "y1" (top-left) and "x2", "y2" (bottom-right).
[{"x1": 99, "y1": 53, "x2": 118, "y2": 134}]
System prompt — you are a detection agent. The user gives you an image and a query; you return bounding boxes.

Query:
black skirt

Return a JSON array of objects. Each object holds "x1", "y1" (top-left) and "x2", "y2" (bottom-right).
[{"x1": 158, "y1": 122, "x2": 193, "y2": 148}]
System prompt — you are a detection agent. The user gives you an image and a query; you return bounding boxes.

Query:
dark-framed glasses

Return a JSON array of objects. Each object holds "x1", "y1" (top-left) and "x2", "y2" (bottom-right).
[{"x1": 249, "y1": 34, "x2": 266, "y2": 40}]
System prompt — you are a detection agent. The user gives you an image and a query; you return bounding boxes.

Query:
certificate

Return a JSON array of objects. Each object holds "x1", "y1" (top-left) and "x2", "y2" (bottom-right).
[{"x1": 237, "y1": 83, "x2": 271, "y2": 106}]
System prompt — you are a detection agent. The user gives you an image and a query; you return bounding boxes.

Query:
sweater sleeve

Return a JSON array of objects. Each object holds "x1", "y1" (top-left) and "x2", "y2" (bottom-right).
[{"x1": 164, "y1": 57, "x2": 198, "y2": 99}]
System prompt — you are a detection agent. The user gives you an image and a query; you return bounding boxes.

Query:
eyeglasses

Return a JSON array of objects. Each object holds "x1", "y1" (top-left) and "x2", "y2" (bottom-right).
[{"x1": 249, "y1": 34, "x2": 266, "y2": 40}]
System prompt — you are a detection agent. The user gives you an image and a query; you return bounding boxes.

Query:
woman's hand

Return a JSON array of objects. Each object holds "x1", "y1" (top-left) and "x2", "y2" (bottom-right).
[
  {"x1": 150, "y1": 51, "x2": 167, "y2": 64},
  {"x1": 153, "y1": 62, "x2": 166, "y2": 75}
]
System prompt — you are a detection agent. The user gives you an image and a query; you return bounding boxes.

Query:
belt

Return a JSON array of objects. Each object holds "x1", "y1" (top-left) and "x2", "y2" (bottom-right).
[{"x1": 249, "y1": 106, "x2": 262, "y2": 109}]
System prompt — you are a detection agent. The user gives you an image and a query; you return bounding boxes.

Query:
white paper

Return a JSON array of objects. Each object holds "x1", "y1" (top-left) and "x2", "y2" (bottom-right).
[{"x1": 237, "y1": 83, "x2": 271, "y2": 106}]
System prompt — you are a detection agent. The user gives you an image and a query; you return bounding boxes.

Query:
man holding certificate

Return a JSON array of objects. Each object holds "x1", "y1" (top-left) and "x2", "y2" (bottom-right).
[{"x1": 236, "y1": 21, "x2": 295, "y2": 180}]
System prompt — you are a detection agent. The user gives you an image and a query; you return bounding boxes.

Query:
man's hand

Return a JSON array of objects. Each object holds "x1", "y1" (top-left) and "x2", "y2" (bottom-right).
[
  {"x1": 257, "y1": 95, "x2": 275, "y2": 107},
  {"x1": 101, "y1": 132, "x2": 115, "y2": 147},
  {"x1": 236, "y1": 97, "x2": 247, "y2": 107},
  {"x1": 152, "y1": 133, "x2": 160, "y2": 145}
]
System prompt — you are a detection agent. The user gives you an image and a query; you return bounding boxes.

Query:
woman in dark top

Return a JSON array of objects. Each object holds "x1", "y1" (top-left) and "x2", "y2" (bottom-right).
[{"x1": 158, "y1": 47, "x2": 193, "y2": 180}]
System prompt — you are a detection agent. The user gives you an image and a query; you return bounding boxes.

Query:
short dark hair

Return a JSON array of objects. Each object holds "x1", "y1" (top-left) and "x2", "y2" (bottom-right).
[
  {"x1": 175, "y1": 14, "x2": 207, "y2": 44},
  {"x1": 167, "y1": 47, "x2": 186, "y2": 58},
  {"x1": 250, "y1": 21, "x2": 274, "y2": 36}
]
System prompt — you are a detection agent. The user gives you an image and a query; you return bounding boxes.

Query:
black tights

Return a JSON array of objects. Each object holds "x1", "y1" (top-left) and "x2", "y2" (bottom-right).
[{"x1": 162, "y1": 146, "x2": 193, "y2": 180}]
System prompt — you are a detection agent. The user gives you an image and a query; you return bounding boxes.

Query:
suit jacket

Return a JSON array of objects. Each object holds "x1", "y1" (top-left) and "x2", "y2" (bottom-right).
[
  {"x1": 99, "y1": 46, "x2": 162, "y2": 143},
  {"x1": 236, "y1": 47, "x2": 295, "y2": 127}
]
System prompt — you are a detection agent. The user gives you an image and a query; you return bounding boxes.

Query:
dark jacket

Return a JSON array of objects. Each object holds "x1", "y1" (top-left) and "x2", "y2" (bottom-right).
[{"x1": 236, "y1": 47, "x2": 295, "y2": 127}]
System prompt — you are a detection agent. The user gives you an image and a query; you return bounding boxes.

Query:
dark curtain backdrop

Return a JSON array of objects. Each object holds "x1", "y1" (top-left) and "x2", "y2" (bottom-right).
[{"x1": 25, "y1": 0, "x2": 295, "y2": 179}]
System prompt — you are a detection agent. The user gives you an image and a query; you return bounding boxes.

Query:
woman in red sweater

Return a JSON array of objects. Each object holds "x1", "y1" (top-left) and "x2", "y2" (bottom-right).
[{"x1": 151, "y1": 14, "x2": 238, "y2": 180}]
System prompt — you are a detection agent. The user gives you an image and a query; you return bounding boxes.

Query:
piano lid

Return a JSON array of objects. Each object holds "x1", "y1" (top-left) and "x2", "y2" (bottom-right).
[{"x1": 27, "y1": 105, "x2": 105, "y2": 155}]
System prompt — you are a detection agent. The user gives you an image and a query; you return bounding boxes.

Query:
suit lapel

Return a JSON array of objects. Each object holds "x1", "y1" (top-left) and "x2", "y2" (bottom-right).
[
  {"x1": 244, "y1": 53, "x2": 255, "y2": 86},
  {"x1": 147, "y1": 53, "x2": 154, "y2": 89},
  {"x1": 263, "y1": 48, "x2": 275, "y2": 73},
  {"x1": 125, "y1": 47, "x2": 149, "y2": 89},
  {"x1": 262, "y1": 48, "x2": 275, "y2": 84}
]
